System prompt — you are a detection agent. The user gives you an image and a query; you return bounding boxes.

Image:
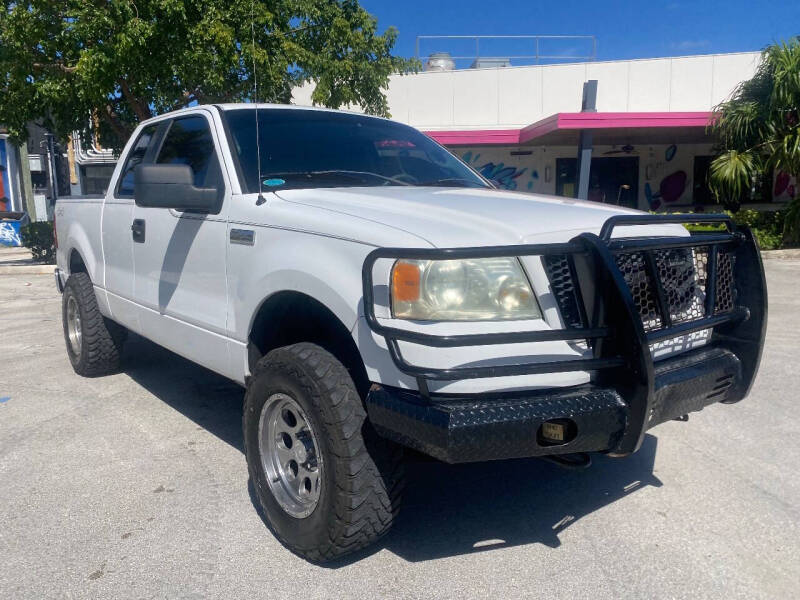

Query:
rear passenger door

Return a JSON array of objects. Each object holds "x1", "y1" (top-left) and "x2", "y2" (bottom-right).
[{"x1": 131, "y1": 111, "x2": 232, "y2": 376}]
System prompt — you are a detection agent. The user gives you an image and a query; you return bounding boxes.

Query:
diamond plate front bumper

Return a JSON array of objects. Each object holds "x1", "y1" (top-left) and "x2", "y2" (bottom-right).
[{"x1": 366, "y1": 345, "x2": 744, "y2": 463}]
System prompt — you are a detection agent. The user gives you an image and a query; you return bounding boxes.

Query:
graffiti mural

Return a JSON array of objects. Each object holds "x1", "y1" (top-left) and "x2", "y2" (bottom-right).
[
  {"x1": 526, "y1": 170, "x2": 539, "y2": 191},
  {"x1": 462, "y1": 151, "x2": 527, "y2": 190},
  {"x1": 645, "y1": 170, "x2": 687, "y2": 210},
  {"x1": 0, "y1": 222, "x2": 22, "y2": 246}
]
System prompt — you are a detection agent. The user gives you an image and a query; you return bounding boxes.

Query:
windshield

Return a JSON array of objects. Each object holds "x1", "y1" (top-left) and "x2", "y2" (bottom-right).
[{"x1": 223, "y1": 108, "x2": 490, "y2": 192}]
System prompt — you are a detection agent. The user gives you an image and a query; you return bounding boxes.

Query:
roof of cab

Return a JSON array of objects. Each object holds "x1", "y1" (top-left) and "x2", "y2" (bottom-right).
[
  {"x1": 215, "y1": 103, "x2": 389, "y2": 120},
  {"x1": 136, "y1": 102, "x2": 392, "y2": 130}
]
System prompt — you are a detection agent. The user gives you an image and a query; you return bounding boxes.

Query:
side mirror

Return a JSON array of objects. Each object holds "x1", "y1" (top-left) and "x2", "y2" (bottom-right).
[{"x1": 134, "y1": 164, "x2": 220, "y2": 213}]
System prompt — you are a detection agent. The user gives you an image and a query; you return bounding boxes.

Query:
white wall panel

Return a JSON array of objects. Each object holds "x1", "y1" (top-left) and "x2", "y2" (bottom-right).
[
  {"x1": 541, "y1": 64, "x2": 586, "y2": 116},
  {"x1": 627, "y1": 59, "x2": 672, "y2": 111},
  {"x1": 497, "y1": 66, "x2": 543, "y2": 126},
  {"x1": 385, "y1": 73, "x2": 411, "y2": 123},
  {"x1": 406, "y1": 71, "x2": 455, "y2": 127},
  {"x1": 670, "y1": 56, "x2": 714, "y2": 111},
  {"x1": 711, "y1": 52, "x2": 760, "y2": 105},
  {"x1": 586, "y1": 61, "x2": 631, "y2": 111},
  {"x1": 453, "y1": 68, "x2": 499, "y2": 126}
]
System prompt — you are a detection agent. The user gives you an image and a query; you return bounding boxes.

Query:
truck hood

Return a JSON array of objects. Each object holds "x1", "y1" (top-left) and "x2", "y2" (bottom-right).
[{"x1": 275, "y1": 186, "x2": 673, "y2": 247}]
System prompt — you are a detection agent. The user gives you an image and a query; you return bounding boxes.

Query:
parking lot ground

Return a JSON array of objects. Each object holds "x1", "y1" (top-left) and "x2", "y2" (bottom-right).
[{"x1": 1, "y1": 262, "x2": 799, "y2": 599}]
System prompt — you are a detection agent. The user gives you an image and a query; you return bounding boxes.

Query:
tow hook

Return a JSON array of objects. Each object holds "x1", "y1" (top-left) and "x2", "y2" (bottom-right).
[{"x1": 541, "y1": 452, "x2": 592, "y2": 470}]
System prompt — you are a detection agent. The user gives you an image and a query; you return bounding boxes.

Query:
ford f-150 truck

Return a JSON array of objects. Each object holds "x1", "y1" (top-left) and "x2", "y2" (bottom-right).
[{"x1": 54, "y1": 104, "x2": 767, "y2": 562}]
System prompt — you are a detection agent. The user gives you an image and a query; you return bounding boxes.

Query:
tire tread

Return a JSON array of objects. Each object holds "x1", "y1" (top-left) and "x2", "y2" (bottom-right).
[
  {"x1": 245, "y1": 342, "x2": 404, "y2": 562},
  {"x1": 63, "y1": 272, "x2": 124, "y2": 376}
]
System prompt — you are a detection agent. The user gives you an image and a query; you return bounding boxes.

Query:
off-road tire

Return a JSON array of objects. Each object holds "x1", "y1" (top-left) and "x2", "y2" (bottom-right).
[
  {"x1": 244, "y1": 342, "x2": 404, "y2": 562},
  {"x1": 62, "y1": 272, "x2": 126, "y2": 376}
]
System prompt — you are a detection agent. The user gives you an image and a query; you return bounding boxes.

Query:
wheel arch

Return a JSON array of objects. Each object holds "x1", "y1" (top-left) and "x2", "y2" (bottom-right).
[
  {"x1": 62, "y1": 223, "x2": 100, "y2": 283},
  {"x1": 247, "y1": 290, "x2": 369, "y2": 397},
  {"x1": 69, "y1": 248, "x2": 88, "y2": 276}
]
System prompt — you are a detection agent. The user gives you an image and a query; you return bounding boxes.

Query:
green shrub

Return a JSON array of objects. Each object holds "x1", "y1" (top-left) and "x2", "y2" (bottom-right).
[
  {"x1": 20, "y1": 221, "x2": 56, "y2": 263},
  {"x1": 751, "y1": 228, "x2": 783, "y2": 250},
  {"x1": 663, "y1": 207, "x2": 789, "y2": 250},
  {"x1": 726, "y1": 208, "x2": 789, "y2": 249}
]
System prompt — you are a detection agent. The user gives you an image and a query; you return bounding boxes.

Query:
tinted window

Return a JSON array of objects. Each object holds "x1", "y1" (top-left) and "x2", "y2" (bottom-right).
[
  {"x1": 157, "y1": 116, "x2": 221, "y2": 188},
  {"x1": 117, "y1": 124, "x2": 157, "y2": 197},
  {"x1": 224, "y1": 109, "x2": 488, "y2": 192}
]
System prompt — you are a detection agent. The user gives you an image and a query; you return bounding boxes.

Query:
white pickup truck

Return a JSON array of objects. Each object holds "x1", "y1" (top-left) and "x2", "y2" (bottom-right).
[{"x1": 55, "y1": 104, "x2": 767, "y2": 562}]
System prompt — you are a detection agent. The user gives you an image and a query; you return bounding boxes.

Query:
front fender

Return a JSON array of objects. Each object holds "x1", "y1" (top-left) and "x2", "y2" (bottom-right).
[{"x1": 229, "y1": 232, "x2": 370, "y2": 343}]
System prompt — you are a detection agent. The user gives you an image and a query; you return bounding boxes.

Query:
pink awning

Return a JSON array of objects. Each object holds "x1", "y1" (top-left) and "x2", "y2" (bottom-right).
[{"x1": 425, "y1": 111, "x2": 714, "y2": 146}]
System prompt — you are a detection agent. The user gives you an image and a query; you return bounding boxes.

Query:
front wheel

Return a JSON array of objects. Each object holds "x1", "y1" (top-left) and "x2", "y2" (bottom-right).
[
  {"x1": 62, "y1": 272, "x2": 126, "y2": 376},
  {"x1": 244, "y1": 342, "x2": 404, "y2": 562}
]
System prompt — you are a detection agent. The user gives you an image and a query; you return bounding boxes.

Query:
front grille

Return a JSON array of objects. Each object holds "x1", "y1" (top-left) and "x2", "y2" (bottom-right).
[{"x1": 546, "y1": 245, "x2": 736, "y2": 332}]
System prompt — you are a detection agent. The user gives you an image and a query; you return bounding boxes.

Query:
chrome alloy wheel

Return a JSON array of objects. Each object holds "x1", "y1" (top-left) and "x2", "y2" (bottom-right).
[
  {"x1": 258, "y1": 393, "x2": 323, "y2": 518},
  {"x1": 66, "y1": 295, "x2": 82, "y2": 355}
]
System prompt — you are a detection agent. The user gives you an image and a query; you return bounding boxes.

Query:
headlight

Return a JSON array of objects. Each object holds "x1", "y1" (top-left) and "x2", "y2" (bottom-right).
[{"x1": 391, "y1": 257, "x2": 541, "y2": 321}]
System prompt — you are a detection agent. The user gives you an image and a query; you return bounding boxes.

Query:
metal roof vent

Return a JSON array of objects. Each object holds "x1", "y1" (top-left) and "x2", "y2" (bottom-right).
[{"x1": 424, "y1": 52, "x2": 456, "y2": 72}]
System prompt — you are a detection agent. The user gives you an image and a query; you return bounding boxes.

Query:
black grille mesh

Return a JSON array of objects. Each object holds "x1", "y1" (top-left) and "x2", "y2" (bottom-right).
[
  {"x1": 614, "y1": 251, "x2": 662, "y2": 330},
  {"x1": 545, "y1": 246, "x2": 736, "y2": 332},
  {"x1": 543, "y1": 254, "x2": 584, "y2": 328},
  {"x1": 653, "y1": 247, "x2": 705, "y2": 325},
  {"x1": 715, "y1": 251, "x2": 736, "y2": 313}
]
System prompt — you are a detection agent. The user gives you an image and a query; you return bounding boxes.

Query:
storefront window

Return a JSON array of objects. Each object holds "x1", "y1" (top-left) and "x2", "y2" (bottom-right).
[
  {"x1": 692, "y1": 156, "x2": 715, "y2": 205},
  {"x1": 555, "y1": 157, "x2": 639, "y2": 208}
]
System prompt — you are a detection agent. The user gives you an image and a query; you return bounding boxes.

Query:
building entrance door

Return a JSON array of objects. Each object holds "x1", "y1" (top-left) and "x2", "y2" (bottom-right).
[{"x1": 556, "y1": 156, "x2": 639, "y2": 209}]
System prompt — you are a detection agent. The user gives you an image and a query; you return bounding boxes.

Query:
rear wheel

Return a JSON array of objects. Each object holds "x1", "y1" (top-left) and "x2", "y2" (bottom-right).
[
  {"x1": 244, "y1": 342, "x2": 404, "y2": 562},
  {"x1": 62, "y1": 272, "x2": 126, "y2": 376}
]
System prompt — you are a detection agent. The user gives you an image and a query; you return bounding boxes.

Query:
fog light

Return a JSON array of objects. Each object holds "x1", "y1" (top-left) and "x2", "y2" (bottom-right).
[
  {"x1": 538, "y1": 419, "x2": 577, "y2": 445},
  {"x1": 542, "y1": 422, "x2": 565, "y2": 442}
]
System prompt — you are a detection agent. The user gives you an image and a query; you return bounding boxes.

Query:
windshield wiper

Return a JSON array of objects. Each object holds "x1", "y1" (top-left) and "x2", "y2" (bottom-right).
[
  {"x1": 416, "y1": 177, "x2": 485, "y2": 188},
  {"x1": 312, "y1": 170, "x2": 413, "y2": 186}
]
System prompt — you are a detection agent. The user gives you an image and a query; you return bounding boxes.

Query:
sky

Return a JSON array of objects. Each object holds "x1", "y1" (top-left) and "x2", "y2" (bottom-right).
[{"x1": 360, "y1": 0, "x2": 800, "y2": 66}]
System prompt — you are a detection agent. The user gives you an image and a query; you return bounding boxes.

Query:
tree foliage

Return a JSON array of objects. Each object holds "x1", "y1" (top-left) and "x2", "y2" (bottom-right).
[
  {"x1": 0, "y1": 0, "x2": 415, "y2": 151},
  {"x1": 709, "y1": 38, "x2": 800, "y2": 242}
]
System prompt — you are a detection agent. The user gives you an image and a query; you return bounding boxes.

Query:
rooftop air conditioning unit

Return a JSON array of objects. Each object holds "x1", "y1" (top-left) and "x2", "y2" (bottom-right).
[{"x1": 470, "y1": 57, "x2": 512, "y2": 69}]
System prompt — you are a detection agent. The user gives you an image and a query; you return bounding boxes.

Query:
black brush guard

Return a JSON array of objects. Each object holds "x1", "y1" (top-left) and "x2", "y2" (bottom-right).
[{"x1": 361, "y1": 214, "x2": 767, "y2": 462}]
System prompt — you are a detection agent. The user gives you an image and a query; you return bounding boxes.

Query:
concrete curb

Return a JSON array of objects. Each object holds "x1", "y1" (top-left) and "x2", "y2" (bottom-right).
[
  {"x1": 0, "y1": 248, "x2": 55, "y2": 275},
  {"x1": 0, "y1": 265, "x2": 55, "y2": 275},
  {"x1": 760, "y1": 249, "x2": 800, "y2": 260}
]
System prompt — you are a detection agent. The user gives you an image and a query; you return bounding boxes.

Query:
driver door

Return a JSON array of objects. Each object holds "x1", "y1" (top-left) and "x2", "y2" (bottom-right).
[{"x1": 131, "y1": 111, "x2": 231, "y2": 375}]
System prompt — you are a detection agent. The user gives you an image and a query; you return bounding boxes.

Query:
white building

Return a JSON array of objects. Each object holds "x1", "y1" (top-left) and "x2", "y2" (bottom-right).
[{"x1": 295, "y1": 50, "x2": 793, "y2": 211}]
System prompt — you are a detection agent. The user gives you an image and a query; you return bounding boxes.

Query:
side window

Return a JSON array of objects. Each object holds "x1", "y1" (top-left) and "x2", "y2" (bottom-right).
[
  {"x1": 117, "y1": 124, "x2": 158, "y2": 197},
  {"x1": 156, "y1": 115, "x2": 222, "y2": 189}
]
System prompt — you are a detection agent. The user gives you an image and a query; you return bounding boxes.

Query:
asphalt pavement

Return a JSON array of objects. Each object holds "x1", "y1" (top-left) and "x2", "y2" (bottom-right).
[{"x1": 1, "y1": 262, "x2": 798, "y2": 599}]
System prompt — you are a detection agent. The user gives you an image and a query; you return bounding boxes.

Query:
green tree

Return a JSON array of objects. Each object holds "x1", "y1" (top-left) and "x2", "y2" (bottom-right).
[
  {"x1": 0, "y1": 0, "x2": 415, "y2": 150},
  {"x1": 709, "y1": 38, "x2": 800, "y2": 243}
]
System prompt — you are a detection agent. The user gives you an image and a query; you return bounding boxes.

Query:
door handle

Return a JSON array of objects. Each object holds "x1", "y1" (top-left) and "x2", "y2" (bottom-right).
[
  {"x1": 131, "y1": 219, "x2": 146, "y2": 243},
  {"x1": 230, "y1": 229, "x2": 255, "y2": 246}
]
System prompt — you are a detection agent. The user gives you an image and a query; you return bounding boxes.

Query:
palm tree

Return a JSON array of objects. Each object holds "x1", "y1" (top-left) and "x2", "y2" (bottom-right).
[{"x1": 709, "y1": 38, "x2": 800, "y2": 243}]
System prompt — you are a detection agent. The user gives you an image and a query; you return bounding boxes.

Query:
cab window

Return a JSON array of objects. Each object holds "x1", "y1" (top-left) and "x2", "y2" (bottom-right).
[
  {"x1": 116, "y1": 124, "x2": 158, "y2": 197},
  {"x1": 156, "y1": 115, "x2": 222, "y2": 190}
]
